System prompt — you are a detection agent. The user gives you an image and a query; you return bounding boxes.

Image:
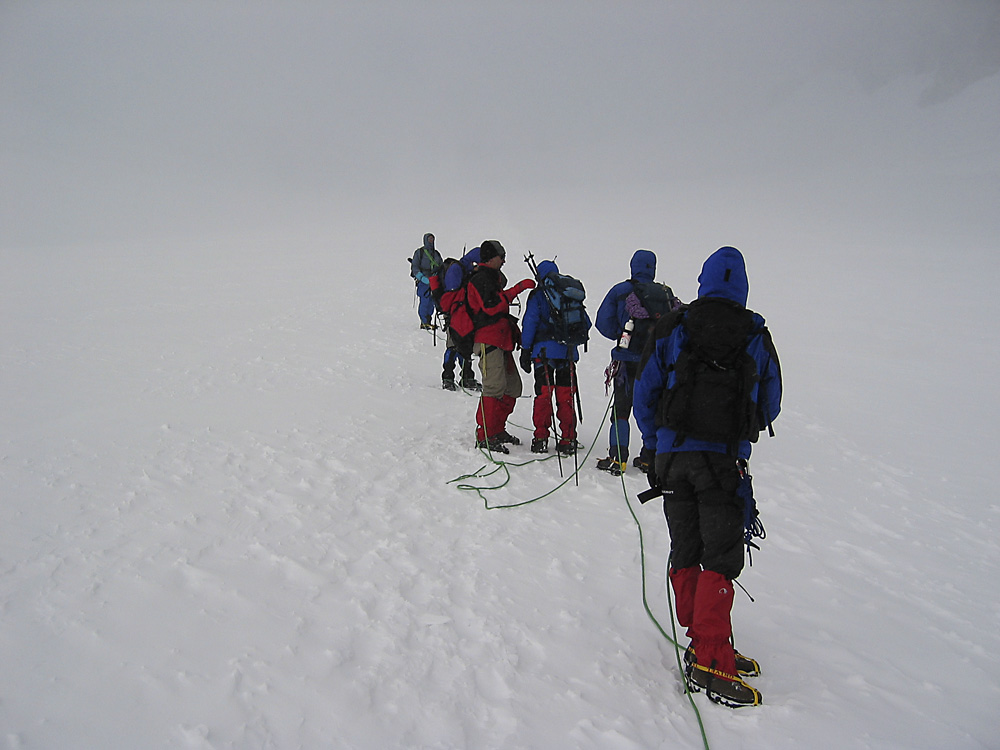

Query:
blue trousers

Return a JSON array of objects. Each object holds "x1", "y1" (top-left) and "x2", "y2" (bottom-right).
[
  {"x1": 416, "y1": 282, "x2": 434, "y2": 325},
  {"x1": 608, "y1": 360, "x2": 638, "y2": 462}
]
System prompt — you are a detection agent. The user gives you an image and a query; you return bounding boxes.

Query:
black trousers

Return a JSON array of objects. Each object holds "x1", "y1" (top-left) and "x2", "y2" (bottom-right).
[{"x1": 655, "y1": 451, "x2": 745, "y2": 581}]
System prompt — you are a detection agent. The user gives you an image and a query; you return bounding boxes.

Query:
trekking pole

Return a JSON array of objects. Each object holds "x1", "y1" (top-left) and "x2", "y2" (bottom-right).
[
  {"x1": 570, "y1": 361, "x2": 580, "y2": 485},
  {"x1": 611, "y1": 365, "x2": 623, "y2": 467},
  {"x1": 571, "y1": 356, "x2": 584, "y2": 424},
  {"x1": 475, "y1": 342, "x2": 494, "y2": 458},
  {"x1": 523, "y1": 252, "x2": 541, "y2": 281}
]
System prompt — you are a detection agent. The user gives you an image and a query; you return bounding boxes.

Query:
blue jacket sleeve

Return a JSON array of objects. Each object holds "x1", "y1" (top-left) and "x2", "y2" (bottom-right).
[
  {"x1": 752, "y1": 328, "x2": 782, "y2": 429},
  {"x1": 633, "y1": 338, "x2": 669, "y2": 447},
  {"x1": 595, "y1": 282, "x2": 628, "y2": 341},
  {"x1": 521, "y1": 292, "x2": 540, "y2": 352}
]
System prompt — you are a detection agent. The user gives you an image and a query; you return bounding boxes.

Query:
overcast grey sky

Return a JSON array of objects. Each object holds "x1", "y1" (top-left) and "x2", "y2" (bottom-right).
[{"x1": 2, "y1": 1, "x2": 998, "y2": 248}]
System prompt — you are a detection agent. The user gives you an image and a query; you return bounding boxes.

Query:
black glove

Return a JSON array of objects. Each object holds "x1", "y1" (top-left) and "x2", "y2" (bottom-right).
[
  {"x1": 637, "y1": 466, "x2": 663, "y2": 504},
  {"x1": 519, "y1": 350, "x2": 533, "y2": 373},
  {"x1": 646, "y1": 466, "x2": 662, "y2": 492},
  {"x1": 635, "y1": 446, "x2": 655, "y2": 475}
]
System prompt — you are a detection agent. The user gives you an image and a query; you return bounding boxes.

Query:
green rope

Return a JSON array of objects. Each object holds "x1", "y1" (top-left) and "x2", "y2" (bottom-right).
[
  {"x1": 615, "y1": 449, "x2": 710, "y2": 747},
  {"x1": 453, "y1": 359, "x2": 711, "y2": 746},
  {"x1": 610, "y1": 363, "x2": 710, "y2": 747},
  {"x1": 450, "y1": 413, "x2": 604, "y2": 510},
  {"x1": 453, "y1": 348, "x2": 602, "y2": 509}
]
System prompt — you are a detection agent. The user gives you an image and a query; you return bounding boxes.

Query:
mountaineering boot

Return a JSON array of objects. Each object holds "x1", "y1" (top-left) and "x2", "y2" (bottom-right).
[
  {"x1": 556, "y1": 439, "x2": 580, "y2": 456},
  {"x1": 685, "y1": 664, "x2": 762, "y2": 708},
  {"x1": 495, "y1": 430, "x2": 521, "y2": 446},
  {"x1": 530, "y1": 438, "x2": 549, "y2": 454},
  {"x1": 420, "y1": 322, "x2": 436, "y2": 330},
  {"x1": 682, "y1": 567, "x2": 761, "y2": 705},
  {"x1": 596, "y1": 455, "x2": 626, "y2": 476},
  {"x1": 460, "y1": 377, "x2": 482, "y2": 391},
  {"x1": 442, "y1": 378, "x2": 457, "y2": 391},
  {"x1": 476, "y1": 438, "x2": 510, "y2": 455},
  {"x1": 684, "y1": 646, "x2": 761, "y2": 678}
]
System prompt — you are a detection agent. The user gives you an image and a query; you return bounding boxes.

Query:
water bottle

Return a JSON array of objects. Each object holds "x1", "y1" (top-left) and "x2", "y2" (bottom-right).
[{"x1": 619, "y1": 319, "x2": 634, "y2": 349}]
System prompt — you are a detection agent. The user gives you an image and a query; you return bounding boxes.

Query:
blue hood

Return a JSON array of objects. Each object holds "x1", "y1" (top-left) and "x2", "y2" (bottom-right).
[
  {"x1": 630, "y1": 249, "x2": 656, "y2": 282},
  {"x1": 423, "y1": 233, "x2": 435, "y2": 250},
  {"x1": 537, "y1": 259, "x2": 559, "y2": 278},
  {"x1": 697, "y1": 246, "x2": 748, "y2": 306}
]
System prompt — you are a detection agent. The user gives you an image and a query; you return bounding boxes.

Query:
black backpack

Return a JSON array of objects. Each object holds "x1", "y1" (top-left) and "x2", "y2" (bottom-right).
[
  {"x1": 656, "y1": 298, "x2": 762, "y2": 452},
  {"x1": 537, "y1": 272, "x2": 589, "y2": 348},
  {"x1": 628, "y1": 281, "x2": 676, "y2": 354}
]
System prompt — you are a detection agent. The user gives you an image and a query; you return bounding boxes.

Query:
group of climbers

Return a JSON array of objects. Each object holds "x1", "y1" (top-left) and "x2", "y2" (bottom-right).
[
  {"x1": 409, "y1": 234, "x2": 783, "y2": 708},
  {"x1": 415, "y1": 237, "x2": 580, "y2": 454},
  {"x1": 412, "y1": 233, "x2": 679, "y2": 467}
]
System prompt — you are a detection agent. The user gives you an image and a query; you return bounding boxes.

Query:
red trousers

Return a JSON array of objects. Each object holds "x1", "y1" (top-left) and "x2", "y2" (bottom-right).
[
  {"x1": 476, "y1": 394, "x2": 516, "y2": 443},
  {"x1": 532, "y1": 385, "x2": 576, "y2": 441}
]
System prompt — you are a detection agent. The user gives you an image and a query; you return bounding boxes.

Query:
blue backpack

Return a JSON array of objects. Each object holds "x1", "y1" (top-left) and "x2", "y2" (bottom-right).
[
  {"x1": 431, "y1": 258, "x2": 468, "y2": 313},
  {"x1": 538, "y1": 272, "x2": 589, "y2": 348}
]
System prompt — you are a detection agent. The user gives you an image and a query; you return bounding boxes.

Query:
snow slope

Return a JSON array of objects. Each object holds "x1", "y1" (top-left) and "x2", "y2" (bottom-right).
[{"x1": 1, "y1": 226, "x2": 998, "y2": 748}]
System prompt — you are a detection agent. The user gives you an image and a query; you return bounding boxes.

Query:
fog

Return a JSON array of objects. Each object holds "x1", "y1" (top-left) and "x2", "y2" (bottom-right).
[
  {"x1": 5, "y1": 1, "x2": 998, "y2": 481},
  {"x1": 3, "y1": 1, "x2": 998, "y2": 250}
]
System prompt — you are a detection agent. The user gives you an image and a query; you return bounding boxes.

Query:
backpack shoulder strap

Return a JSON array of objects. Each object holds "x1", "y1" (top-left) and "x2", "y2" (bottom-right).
[{"x1": 421, "y1": 247, "x2": 441, "y2": 270}]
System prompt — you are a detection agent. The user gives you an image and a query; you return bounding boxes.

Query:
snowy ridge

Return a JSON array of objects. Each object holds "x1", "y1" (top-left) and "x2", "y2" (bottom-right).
[{"x1": 2, "y1": 240, "x2": 997, "y2": 749}]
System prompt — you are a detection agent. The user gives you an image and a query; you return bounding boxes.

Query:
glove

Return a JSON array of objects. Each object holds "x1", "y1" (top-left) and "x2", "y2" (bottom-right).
[
  {"x1": 646, "y1": 465, "x2": 662, "y2": 492},
  {"x1": 519, "y1": 350, "x2": 533, "y2": 373},
  {"x1": 637, "y1": 461, "x2": 663, "y2": 504},
  {"x1": 502, "y1": 279, "x2": 535, "y2": 304},
  {"x1": 635, "y1": 446, "x2": 655, "y2": 475},
  {"x1": 515, "y1": 278, "x2": 536, "y2": 294}
]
